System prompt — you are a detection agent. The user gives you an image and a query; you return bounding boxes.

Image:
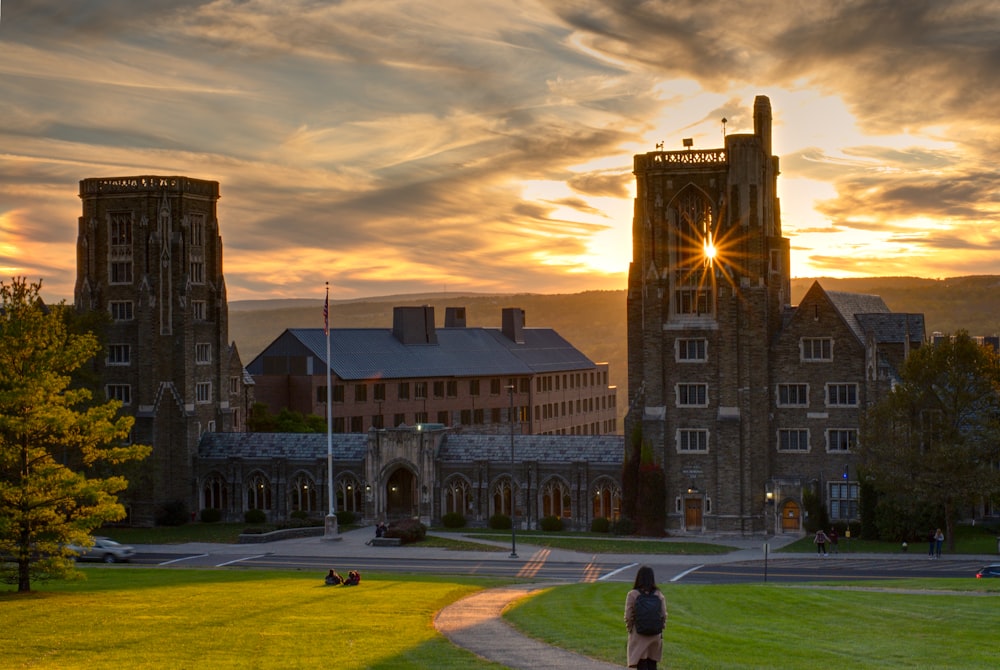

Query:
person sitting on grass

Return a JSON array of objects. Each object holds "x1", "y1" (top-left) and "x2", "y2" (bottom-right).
[
  {"x1": 342, "y1": 570, "x2": 361, "y2": 586},
  {"x1": 324, "y1": 569, "x2": 344, "y2": 586}
]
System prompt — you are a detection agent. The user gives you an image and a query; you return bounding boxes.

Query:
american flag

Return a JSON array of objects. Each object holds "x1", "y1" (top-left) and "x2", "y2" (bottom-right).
[{"x1": 323, "y1": 285, "x2": 329, "y2": 336}]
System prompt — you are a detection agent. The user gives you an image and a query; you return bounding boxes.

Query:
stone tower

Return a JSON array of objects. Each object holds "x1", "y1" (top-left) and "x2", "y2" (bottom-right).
[
  {"x1": 75, "y1": 176, "x2": 250, "y2": 525},
  {"x1": 626, "y1": 96, "x2": 790, "y2": 534}
]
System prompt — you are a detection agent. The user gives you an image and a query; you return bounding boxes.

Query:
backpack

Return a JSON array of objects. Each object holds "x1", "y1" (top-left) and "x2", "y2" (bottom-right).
[{"x1": 633, "y1": 591, "x2": 664, "y2": 636}]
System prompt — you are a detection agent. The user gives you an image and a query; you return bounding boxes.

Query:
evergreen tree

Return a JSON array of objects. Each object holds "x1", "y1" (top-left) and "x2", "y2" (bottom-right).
[{"x1": 0, "y1": 278, "x2": 151, "y2": 592}]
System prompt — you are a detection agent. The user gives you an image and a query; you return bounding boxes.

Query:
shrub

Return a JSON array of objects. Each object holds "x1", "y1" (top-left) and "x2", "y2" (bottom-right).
[
  {"x1": 385, "y1": 518, "x2": 427, "y2": 544},
  {"x1": 290, "y1": 510, "x2": 309, "y2": 521},
  {"x1": 441, "y1": 512, "x2": 467, "y2": 528},
  {"x1": 336, "y1": 510, "x2": 356, "y2": 526},
  {"x1": 244, "y1": 508, "x2": 267, "y2": 524},
  {"x1": 200, "y1": 508, "x2": 222, "y2": 523},
  {"x1": 590, "y1": 517, "x2": 610, "y2": 533},
  {"x1": 539, "y1": 515, "x2": 563, "y2": 532},
  {"x1": 612, "y1": 518, "x2": 635, "y2": 536},
  {"x1": 489, "y1": 514, "x2": 512, "y2": 530},
  {"x1": 156, "y1": 499, "x2": 189, "y2": 527}
]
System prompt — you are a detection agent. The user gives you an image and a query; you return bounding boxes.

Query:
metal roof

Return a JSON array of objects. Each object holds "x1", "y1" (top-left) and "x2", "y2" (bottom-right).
[{"x1": 246, "y1": 326, "x2": 597, "y2": 380}]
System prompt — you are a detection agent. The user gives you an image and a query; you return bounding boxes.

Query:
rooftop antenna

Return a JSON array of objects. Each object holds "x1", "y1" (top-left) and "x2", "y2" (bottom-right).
[
  {"x1": 655, "y1": 141, "x2": 664, "y2": 151},
  {"x1": 722, "y1": 117, "x2": 727, "y2": 138}
]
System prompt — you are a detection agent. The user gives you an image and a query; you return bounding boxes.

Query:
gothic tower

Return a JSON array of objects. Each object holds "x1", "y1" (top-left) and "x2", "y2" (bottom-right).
[
  {"x1": 626, "y1": 96, "x2": 790, "y2": 534},
  {"x1": 75, "y1": 176, "x2": 250, "y2": 525}
]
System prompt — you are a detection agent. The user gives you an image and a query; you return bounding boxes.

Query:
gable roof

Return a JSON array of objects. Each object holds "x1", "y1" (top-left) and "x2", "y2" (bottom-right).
[
  {"x1": 825, "y1": 290, "x2": 891, "y2": 342},
  {"x1": 246, "y1": 326, "x2": 597, "y2": 381}
]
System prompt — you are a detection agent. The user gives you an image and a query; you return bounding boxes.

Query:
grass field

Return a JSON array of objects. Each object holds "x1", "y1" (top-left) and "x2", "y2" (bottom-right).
[{"x1": 4, "y1": 567, "x2": 999, "y2": 669}]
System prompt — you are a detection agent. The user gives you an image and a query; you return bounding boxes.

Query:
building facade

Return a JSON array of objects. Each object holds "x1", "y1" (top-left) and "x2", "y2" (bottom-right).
[
  {"x1": 249, "y1": 305, "x2": 618, "y2": 436},
  {"x1": 626, "y1": 96, "x2": 924, "y2": 534},
  {"x1": 75, "y1": 176, "x2": 252, "y2": 525}
]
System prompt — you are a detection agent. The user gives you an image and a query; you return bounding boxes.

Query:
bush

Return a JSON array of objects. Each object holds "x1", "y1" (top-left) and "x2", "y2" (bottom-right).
[
  {"x1": 590, "y1": 517, "x2": 610, "y2": 533},
  {"x1": 612, "y1": 518, "x2": 635, "y2": 536},
  {"x1": 156, "y1": 499, "x2": 189, "y2": 527},
  {"x1": 200, "y1": 508, "x2": 222, "y2": 523},
  {"x1": 290, "y1": 510, "x2": 309, "y2": 521},
  {"x1": 244, "y1": 508, "x2": 267, "y2": 524},
  {"x1": 336, "y1": 510, "x2": 356, "y2": 526},
  {"x1": 539, "y1": 515, "x2": 563, "y2": 532},
  {"x1": 385, "y1": 518, "x2": 427, "y2": 544},
  {"x1": 441, "y1": 512, "x2": 467, "y2": 528},
  {"x1": 489, "y1": 514, "x2": 512, "y2": 530}
]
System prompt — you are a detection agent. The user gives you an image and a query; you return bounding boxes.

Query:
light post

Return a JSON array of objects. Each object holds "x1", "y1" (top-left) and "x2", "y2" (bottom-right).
[{"x1": 508, "y1": 384, "x2": 518, "y2": 559}]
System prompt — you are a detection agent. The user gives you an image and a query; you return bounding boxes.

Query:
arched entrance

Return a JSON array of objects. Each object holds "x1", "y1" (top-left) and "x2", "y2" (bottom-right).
[
  {"x1": 385, "y1": 467, "x2": 417, "y2": 519},
  {"x1": 780, "y1": 500, "x2": 801, "y2": 532}
]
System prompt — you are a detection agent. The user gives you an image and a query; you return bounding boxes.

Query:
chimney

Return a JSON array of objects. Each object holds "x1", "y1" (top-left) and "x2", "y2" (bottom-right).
[
  {"x1": 501, "y1": 307, "x2": 525, "y2": 344},
  {"x1": 444, "y1": 307, "x2": 467, "y2": 328},
  {"x1": 392, "y1": 305, "x2": 437, "y2": 344}
]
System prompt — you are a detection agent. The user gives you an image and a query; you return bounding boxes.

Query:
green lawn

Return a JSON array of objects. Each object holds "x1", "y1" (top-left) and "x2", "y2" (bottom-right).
[{"x1": 505, "y1": 580, "x2": 1000, "y2": 669}]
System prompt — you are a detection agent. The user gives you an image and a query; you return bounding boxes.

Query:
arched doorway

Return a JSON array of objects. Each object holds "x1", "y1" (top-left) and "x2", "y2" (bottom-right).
[
  {"x1": 781, "y1": 500, "x2": 801, "y2": 532},
  {"x1": 385, "y1": 467, "x2": 417, "y2": 519}
]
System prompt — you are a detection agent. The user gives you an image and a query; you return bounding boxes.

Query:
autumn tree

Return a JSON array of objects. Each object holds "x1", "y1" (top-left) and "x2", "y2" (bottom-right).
[
  {"x1": 0, "y1": 278, "x2": 151, "y2": 592},
  {"x1": 859, "y1": 331, "x2": 1000, "y2": 548}
]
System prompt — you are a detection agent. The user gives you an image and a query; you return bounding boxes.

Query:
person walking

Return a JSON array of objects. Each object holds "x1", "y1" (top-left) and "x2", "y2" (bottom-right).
[
  {"x1": 827, "y1": 527, "x2": 839, "y2": 554},
  {"x1": 814, "y1": 529, "x2": 829, "y2": 556},
  {"x1": 624, "y1": 565, "x2": 667, "y2": 670},
  {"x1": 934, "y1": 528, "x2": 945, "y2": 558}
]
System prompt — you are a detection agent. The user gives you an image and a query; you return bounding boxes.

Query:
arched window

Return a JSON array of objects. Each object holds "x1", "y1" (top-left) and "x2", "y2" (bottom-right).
[
  {"x1": 444, "y1": 477, "x2": 472, "y2": 515},
  {"x1": 246, "y1": 472, "x2": 272, "y2": 510},
  {"x1": 592, "y1": 479, "x2": 622, "y2": 521},
  {"x1": 290, "y1": 473, "x2": 318, "y2": 513},
  {"x1": 202, "y1": 472, "x2": 228, "y2": 510},
  {"x1": 492, "y1": 477, "x2": 513, "y2": 517},
  {"x1": 336, "y1": 474, "x2": 363, "y2": 513},
  {"x1": 542, "y1": 479, "x2": 571, "y2": 519}
]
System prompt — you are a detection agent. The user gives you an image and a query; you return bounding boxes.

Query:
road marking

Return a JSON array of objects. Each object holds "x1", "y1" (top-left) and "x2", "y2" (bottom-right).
[
  {"x1": 599, "y1": 562, "x2": 638, "y2": 581},
  {"x1": 158, "y1": 553, "x2": 208, "y2": 566},
  {"x1": 216, "y1": 554, "x2": 270, "y2": 567},
  {"x1": 670, "y1": 565, "x2": 704, "y2": 582}
]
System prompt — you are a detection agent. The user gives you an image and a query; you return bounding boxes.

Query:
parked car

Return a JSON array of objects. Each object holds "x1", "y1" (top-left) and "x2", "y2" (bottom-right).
[
  {"x1": 974, "y1": 564, "x2": 1000, "y2": 578},
  {"x1": 68, "y1": 537, "x2": 135, "y2": 563}
]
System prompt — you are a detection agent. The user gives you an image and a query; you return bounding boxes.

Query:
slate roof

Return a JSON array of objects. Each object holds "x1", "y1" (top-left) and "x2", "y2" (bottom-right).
[
  {"x1": 198, "y1": 431, "x2": 624, "y2": 465},
  {"x1": 246, "y1": 326, "x2": 597, "y2": 380},
  {"x1": 826, "y1": 290, "x2": 890, "y2": 342},
  {"x1": 855, "y1": 313, "x2": 925, "y2": 344}
]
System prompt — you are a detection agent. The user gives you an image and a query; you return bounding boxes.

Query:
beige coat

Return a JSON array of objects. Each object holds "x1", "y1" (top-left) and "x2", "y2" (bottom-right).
[{"x1": 624, "y1": 588, "x2": 666, "y2": 667}]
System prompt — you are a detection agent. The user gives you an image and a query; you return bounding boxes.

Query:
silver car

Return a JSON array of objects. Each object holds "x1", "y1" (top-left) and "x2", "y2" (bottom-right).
[{"x1": 68, "y1": 537, "x2": 136, "y2": 563}]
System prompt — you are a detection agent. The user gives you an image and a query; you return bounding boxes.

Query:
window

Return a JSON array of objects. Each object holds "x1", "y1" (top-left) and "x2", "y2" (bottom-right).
[
  {"x1": 447, "y1": 380, "x2": 458, "y2": 397},
  {"x1": 350, "y1": 416, "x2": 364, "y2": 432},
  {"x1": 469, "y1": 379, "x2": 480, "y2": 396},
  {"x1": 230, "y1": 376, "x2": 240, "y2": 394},
  {"x1": 110, "y1": 261, "x2": 133, "y2": 284},
  {"x1": 355, "y1": 384, "x2": 367, "y2": 402},
  {"x1": 519, "y1": 378, "x2": 530, "y2": 393},
  {"x1": 828, "y1": 429, "x2": 857, "y2": 452},
  {"x1": 109, "y1": 213, "x2": 132, "y2": 246},
  {"x1": 802, "y1": 337, "x2": 833, "y2": 361},
  {"x1": 826, "y1": 383, "x2": 858, "y2": 407},
  {"x1": 196, "y1": 382, "x2": 212, "y2": 403},
  {"x1": 675, "y1": 288, "x2": 712, "y2": 315},
  {"x1": 676, "y1": 338, "x2": 707, "y2": 362},
  {"x1": 108, "y1": 212, "x2": 133, "y2": 285},
  {"x1": 374, "y1": 383, "x2": 386, "y2": 402},
  {"x1": 777, "y1": 383, "x2": 809, "y2": 407},
  {"x1": 190, "y1": 213, "x2": 205, "y2": 247},
  {"x1": 190, "y1": 261, "x2": 204, "y2": 284},
  {"x1": 778, "y1": 429, "x2": 809, "y2": 452},
  {"x1": 109, "y1": 301, "x2": 133, "y2": 321},
  {"x1": 192, "y1": 300, "x2": 206, "y2": 320},
  {"x1": 196, "y1": 343, "x2": 212, "y2": 364},
  {"x1": 414, "y1": 382, "x2": 427, "y2": 399},
  {"x1": 678, "y1": 429, "x2": 708, "y2": 452},
  {"x1": 489, "y1": 378, "x2": 501, "y2": 395},
  {"x1": 393, "y1": 413, "x2": 405, "y2": 427},
  {"x1": 107, "y1": 344, "x2": 130, "y2": 365},
  {"x1": 437, "y1": 411, "x2": 449, "y2": 425},
  {"x1": 332, "y1": 385, "x2": 345, "y2": 403},
  {"x1": 317, "y1": 386, "x2": 327, "y2": 403},
  {"x1": 433, "y1": 381, "x2": 445, "y2": 398},
  {"x1": 677, "y1": 383, "x2": 708, "y2": 406},
  {"x1": 829, "y1": 482, "x2": 859, "y2": 520},
  {"x1": 372, "y1": 414, "x2": 384, "y2": 429},
  {"x1": 398, "y1": 382, "x2": 410, "y2": 400},
  {"x1": 106, "y1": 384, "x2": 131, "y2": 405}
]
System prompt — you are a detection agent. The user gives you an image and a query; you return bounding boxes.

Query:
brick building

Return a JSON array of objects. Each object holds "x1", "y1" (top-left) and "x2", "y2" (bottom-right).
[
  {"x1": 75, "y1": 176, "x2": 253, "y2": 525},
  {"x1": 626, "y1": 96, "x2": 924, "y2": 534},
  {"x1": 248, "y1": 305, "x2": 618, "y2": 436}
]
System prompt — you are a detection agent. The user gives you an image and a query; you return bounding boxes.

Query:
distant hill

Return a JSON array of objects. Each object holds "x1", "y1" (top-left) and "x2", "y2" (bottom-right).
[{"x1": 229, "y1": 276, "x2": 1000, "y2": 427}]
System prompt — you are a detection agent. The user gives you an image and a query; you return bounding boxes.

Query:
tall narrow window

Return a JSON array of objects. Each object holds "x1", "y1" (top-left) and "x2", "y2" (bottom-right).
[
  {"x1": 108, "y1": 212, "x2": 133, "y2": 284},
  {"x1": 107, "y1": 344, "x2": 130, "y2": 366}
]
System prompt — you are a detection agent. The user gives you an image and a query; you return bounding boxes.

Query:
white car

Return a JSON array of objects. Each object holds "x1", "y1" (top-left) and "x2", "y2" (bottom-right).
[{"x1": 68, "y1": 537, "x2": 136, "y2": 563}]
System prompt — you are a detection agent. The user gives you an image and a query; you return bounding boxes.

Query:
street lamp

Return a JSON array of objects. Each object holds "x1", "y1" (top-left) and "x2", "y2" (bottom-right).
[{"x1": 508, "y1": 384, "x2": 518, "y2": 559}]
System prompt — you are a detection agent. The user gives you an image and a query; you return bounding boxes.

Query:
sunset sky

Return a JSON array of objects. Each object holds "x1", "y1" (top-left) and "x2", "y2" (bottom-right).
[{"x1": 2, "y1": 1, "x2": 999, "y2": 303}]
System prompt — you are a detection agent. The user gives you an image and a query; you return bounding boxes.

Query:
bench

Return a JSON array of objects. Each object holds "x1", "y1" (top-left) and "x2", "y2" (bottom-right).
[{"x1": 370, "y1": 537, "x2": 402, "y2": 547}]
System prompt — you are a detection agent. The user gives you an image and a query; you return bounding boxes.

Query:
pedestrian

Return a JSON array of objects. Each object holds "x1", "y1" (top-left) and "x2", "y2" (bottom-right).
[
  {"x1": 928, "y1": 529, "x2": 936, "y2": 558},
  {"x1": 934, "y1": 528, "x2": 944, "y2": 558},
  {"x1": 827, "y1": 527, "x2": 839, "y2": 554},
  {"x1": 814, "y1": 529, "x2": 829, "y2": 556},
  {"x1": 624, "y1": 565, "x2": 667, "y2": 670}
]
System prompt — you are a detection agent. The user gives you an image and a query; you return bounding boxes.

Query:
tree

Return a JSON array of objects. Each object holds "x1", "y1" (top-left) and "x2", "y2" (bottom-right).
[
  {"x1": 0, "y1": 278, "x2": 151, "y2": 592},
  {"x1": 859, "y1": 331, "x2": 1000, "y2": 548}
]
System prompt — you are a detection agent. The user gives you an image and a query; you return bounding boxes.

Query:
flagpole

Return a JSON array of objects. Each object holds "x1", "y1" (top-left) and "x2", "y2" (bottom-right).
[{"x1": 323, "y1": 282, "x2": 340, "y2": 540}]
